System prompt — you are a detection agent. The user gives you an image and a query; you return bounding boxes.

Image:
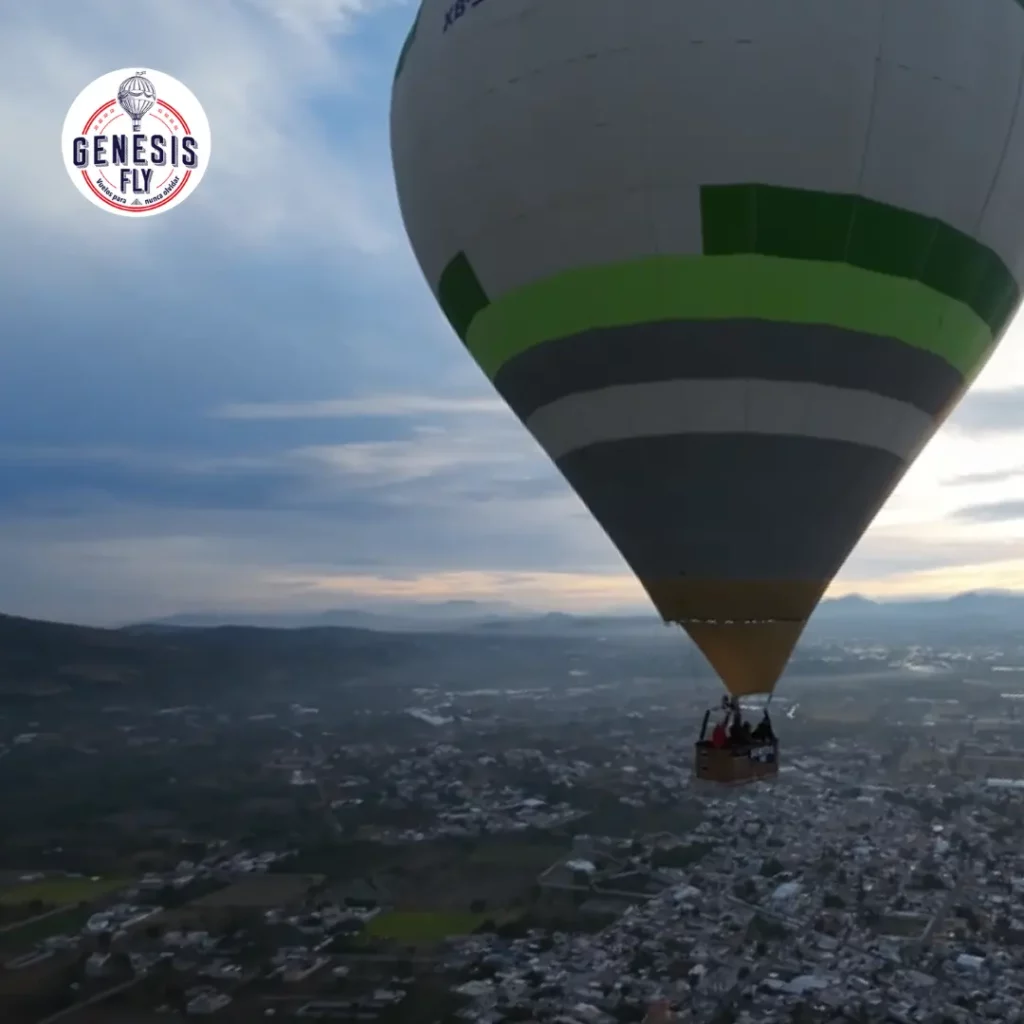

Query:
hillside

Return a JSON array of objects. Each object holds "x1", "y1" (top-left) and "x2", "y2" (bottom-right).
[
  {"x1": 0, "y1": 613, "x2": 421, "y2": 701},
  {"x1": 0, "y1": 611, "x2": 672, "y2": 704},
  {"x1": 3, "y1": 589, "x2": 1024, "y2": 701}
]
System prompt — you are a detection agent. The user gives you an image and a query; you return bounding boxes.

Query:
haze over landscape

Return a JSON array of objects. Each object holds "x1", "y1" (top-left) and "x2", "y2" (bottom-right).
[{"x1": 3, "y1": 1, "x2": 1024, "y2": 626}]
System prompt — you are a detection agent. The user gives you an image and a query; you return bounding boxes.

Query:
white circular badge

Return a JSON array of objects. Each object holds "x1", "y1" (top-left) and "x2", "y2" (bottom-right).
[{"x1": 61, "y1": 68, "x2": 211, "y2": 217}]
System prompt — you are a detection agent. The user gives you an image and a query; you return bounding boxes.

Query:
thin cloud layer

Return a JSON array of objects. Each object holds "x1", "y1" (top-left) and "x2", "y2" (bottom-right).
[
  {"x1": 943, "y1": 466, "x2": 1024, "y2": 486},
  {"x1": 0, "y1": 0, "x2": 400, "y2": 259},
  {"x1": 952, "y1": 500, "x2": 1024, "y2": 524},
  {"x1": 216, "y1": 395, "x2": 507, "y2": 419}
]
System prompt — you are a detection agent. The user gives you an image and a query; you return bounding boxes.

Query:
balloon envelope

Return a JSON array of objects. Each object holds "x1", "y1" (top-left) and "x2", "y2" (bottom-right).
[{"x1": 390, "y1": 0, "x2": 1024, "y2": 696}]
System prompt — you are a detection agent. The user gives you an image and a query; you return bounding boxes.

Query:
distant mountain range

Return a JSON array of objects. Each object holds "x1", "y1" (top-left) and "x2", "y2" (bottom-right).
[
  {"x1": 132, "y1": 590, "x2": 1024, "y2": 636},
  {"x1": 810, "y1": 590, "x2": 1024, "y2": 627},
  {"x1": 131, "y1": 599, "x2": 533, "y2": 633},
  {"x1": 0, "y1": 588, "x2": 1021, "y2": 702}
]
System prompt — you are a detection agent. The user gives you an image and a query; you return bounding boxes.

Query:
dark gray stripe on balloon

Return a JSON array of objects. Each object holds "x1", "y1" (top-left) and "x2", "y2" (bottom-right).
[
  {"x1": 493, "y1": 319, "x2": 963, "y2": 421},
  {"x1": 555, "y1": 433, "x2": 903, "y2": 581}
]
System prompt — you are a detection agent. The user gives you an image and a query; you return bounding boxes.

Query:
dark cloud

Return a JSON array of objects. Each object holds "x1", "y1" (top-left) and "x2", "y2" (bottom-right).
[
  {"x1": 943, "y1": 467, "x2": 1024, "y2": 486},
  {"x1": 948, "y1": 388, "x2": 1024, "y2": 435},
  {"x1": 842, "y1": 532, "x2": 1024, "y2": 579},
  {"x1": 0, "y1": 458, "x2": 305, "y2": 514},
  {"x1": 0, "y1": 437, "x2": 572, "y2": 521},
  {"x1": 0, "y1": 265, "x2": 451, "y2": 455},
  {"x1": 951, "y1": 500, "x2": 1024, "y2": 523},
  {"x1": 439, "y1": 474, "x2": 570, "y2": 504}
]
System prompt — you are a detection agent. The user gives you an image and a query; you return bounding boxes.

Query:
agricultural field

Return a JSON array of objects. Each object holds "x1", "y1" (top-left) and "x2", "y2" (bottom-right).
[
  {"x1": 804, "y1": 703, "x2": 877, "y2": 725},
  {"x1": 877, "y1": 912, "x2": 928, "y2": 938},
  {"x1": 365, "y1": 908, "x2": 520, "y2": 945},
  {"x1": 0, "y1": 904, "x2": 97, "y2": 953},
  {"x1": 0, "y1": 875, "x2": 129, "y2": 907},
  {"x1": 364, "y1": 836, "x2": 565, "y2": 913},
  {"x1": 467, "y1": 841, "x2": 565, "y2": 869}
]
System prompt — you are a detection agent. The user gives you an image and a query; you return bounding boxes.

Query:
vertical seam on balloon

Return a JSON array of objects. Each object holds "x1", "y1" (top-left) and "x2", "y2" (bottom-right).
[
  {"x1": 843, "y1": 3, "x2": 887, "y2": 265},
  {"x1": 915, "y1": 217, "x2": 946, "y2": 424},
  {"x1": 936, "y1": 41, "x2": 1024, "y2": 404},
  {"x1": 743, "y1": 174, "x2": 757, "y2": 440},
  {"x1": 924, "y1": 38, "x2": 1023, "y2": 395},
  {"x1": 975, "y1": 41, "x2": 1024, "y2": 242},
  {"x1": 963, "y1": 39, "x2": 1024, "y2": 394}
]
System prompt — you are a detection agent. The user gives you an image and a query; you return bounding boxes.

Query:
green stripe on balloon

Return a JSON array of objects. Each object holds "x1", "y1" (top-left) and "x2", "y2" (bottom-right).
[
  {"x1": 393, "y1": 5, "x2": 421, "y2": 82},
  {"x1": 438, "y1": 185, "x2": 1020, "y2": 380},
  {"x1": 461, "y1": 255, "x2": 992, "y2": 380},
  {"x1": 437, "y1": 250, "x2": 489, "y2": 341},
  {"x1": 701, "y1": 184, "x2": 1019, "y2": 333}
]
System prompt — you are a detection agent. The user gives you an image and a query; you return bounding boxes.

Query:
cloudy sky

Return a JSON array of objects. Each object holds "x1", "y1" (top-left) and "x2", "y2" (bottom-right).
[{"x1": 5, "y1": 1, "x2": 1024, "y2": 625}]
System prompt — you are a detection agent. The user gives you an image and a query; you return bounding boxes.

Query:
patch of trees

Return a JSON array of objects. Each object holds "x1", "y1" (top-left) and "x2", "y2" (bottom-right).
[
  {"x1": 748, "y1": 915, "x2": 788, "y2": 941},
  {"x1": 652, "y1": 842, "x2": 711, "y2": 868},
  {"x1": 733, "y1": 879, "x2": 757, "y2": 901}
]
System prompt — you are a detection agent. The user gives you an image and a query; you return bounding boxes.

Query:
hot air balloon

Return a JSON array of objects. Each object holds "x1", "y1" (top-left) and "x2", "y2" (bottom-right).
[
  {"x1": 390, "y1": 0, "x2": 1024, "y2": 778},
  {"x1": 118, "y1": 72, "x2": 157, "y2": 133}
]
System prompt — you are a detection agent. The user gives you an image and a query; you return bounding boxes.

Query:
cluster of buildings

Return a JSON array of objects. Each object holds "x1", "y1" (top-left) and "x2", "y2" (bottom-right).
[
  {"x1": 11, "y1": 642, "x2": 1024, "y2": 1021},
  {"x1": 6, "y1": 740, "x2": 1024, "y2": 1021},
  {"x1": 443, "y1": 755, "x2": 1024, "y2": 1023}
]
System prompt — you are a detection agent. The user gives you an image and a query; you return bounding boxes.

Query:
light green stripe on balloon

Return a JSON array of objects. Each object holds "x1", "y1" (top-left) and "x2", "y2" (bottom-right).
[{"x1": 464, "y1": 254, "x2": 992, "y2": 380}]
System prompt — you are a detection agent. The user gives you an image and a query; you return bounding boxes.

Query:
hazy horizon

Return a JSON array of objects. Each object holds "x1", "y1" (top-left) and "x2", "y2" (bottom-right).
[{"x1": 0, "y1": 586, "x2": 1020, "y2": 631}]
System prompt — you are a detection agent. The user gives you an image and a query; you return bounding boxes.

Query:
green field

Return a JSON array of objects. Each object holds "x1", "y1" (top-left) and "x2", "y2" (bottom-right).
[
  {"x1": 467, "y1": 842, "x2": 564, "y2": 868},
  {"x1": 878, "y1": 913, "x2": 928, "y2": 938},
  {"x1": 0, "y1": 876, "x2": 129, "y2": 907},
  {"x1": 366, "y1": 909, "x2": 519, "y2": 943},
  {"x1": 0, "y1": 905, "x2": 96, "y2": 951}
]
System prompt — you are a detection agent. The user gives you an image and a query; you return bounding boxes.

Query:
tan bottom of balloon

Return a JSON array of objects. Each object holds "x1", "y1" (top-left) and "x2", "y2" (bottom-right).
[{"x1": 642, "y1": 578, "x2": 829, "y2": 697}]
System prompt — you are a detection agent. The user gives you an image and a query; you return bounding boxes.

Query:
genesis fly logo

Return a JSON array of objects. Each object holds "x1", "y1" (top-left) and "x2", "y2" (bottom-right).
[{"x1": 62, "y1": 68, "x2": 211, "y2": 217}]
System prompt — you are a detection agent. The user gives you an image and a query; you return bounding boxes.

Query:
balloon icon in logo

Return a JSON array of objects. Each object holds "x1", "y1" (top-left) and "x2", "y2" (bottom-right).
[{"x1": 117, "y1": 71, "x2": 157, "y2": 133}]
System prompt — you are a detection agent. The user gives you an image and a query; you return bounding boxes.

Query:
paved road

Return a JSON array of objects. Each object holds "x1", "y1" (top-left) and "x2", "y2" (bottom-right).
[
  {"x1": 336, "y1": 953, "x2": 438, "y2": 964},
  {"x1": 913, "y1": 862, "x2": 968, "y2": 957},
  {"x1": 914, "y1": 810, "x2": 973, "y2": 953},
  {"x1": 0, "y1": 905, "x2": 68, "y2": 934},
  {"x1": 35, "y1": 977, "x2": 144, "y2": 1024},
  {"x1": 705, "y1": 955, "x2": 778, "y2": 1021}
]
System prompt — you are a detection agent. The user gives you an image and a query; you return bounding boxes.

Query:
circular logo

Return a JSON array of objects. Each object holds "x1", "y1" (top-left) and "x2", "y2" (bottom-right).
[{"x1": 61, "y1": 68, "x2": 211, "y2": 217}]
